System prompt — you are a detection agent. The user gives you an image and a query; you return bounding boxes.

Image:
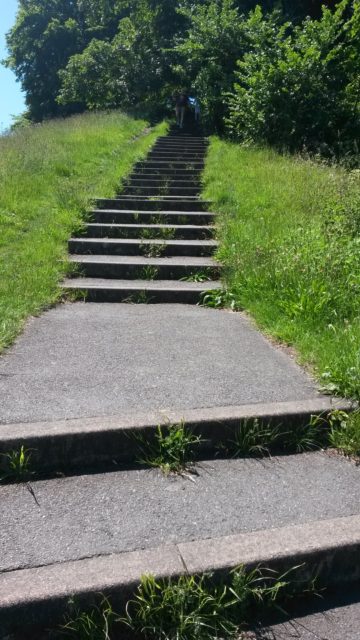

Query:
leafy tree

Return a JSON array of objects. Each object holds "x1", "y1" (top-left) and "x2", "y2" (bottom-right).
[
  {"x1": 4, "y1": 0, "x2": 132, "y2": 120},
  {"x1": 175, "y1": 0, "x2": 248, "y2": 129},
  {"x1": 5, "y1": 0, "x2": 85, "y2": 120},
  {"x1": 226, "y1": 0, "x2": 360, "y2": 157},
  {"x1": 59, "y1": 1, "x2": 168, "y2": 112}
]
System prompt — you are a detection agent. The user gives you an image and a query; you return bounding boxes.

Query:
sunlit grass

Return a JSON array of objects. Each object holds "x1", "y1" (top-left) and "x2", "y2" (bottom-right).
[
  {"x1": 0, "y1": 112, "x2": 167, "y2": 350},
  {"x1": 203, "y1": 139, "x2": 360, "y2": 400}
]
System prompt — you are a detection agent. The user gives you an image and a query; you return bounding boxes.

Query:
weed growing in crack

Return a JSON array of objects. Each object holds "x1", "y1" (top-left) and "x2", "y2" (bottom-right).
[
  {"x1": 136, "y1": 422, "x2": 202, "y2": 475},
  {"x1": 226, "y1": 419, "x2": 281, "y2": 458},
  {"x1": 200, "y1": 288, "x2": 240, "y2": 310},
  {"x1": 123, "y1": 290, "x2": 153, "y2": 304},
  {"x1": 122, "y1": 573, "x2": 234, "y2": 640},
  {"x1": 140, "y1": 226, "x2": 175, "y2": 241},
  {"x1": 140, "y1": 242, "x2": 166, "y2": 258},
  {"x1": 137, "y1": 265, "x2": 159, "y2": 280},
  {"x1": 221, "y1": 416, "x2": 328, "y2": 459},
  {"x1": 57, "y1": 566, "x2": 318, "y2": 640},
  {"x1": 150, "y1": 214, "x2": 169, "y2": 225},
  {"x1": 121, "y1": 565, "x2": 313, "y2": 640},
  {"x1": 60, "y1": 595, "x2": 116, "y2": 640},
  {"x1": 0, "y1": 446, "x2": 34, "y2": 483},
  {"x1": 61, "y1": 288, "x2": 88, "y2": 303},
  {"x1": 282, "y1": 416, "x2": 328, "y2": 453},
  {"x1": 329, "y1": 409, "x2": 360, "y2": 458},
  {"x1": 181, "y1": 270, "x2": 213, "y2": 283}
]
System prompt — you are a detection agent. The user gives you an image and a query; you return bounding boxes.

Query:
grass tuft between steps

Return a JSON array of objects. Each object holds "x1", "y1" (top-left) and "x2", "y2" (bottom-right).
[
  {"x1": 202, "y1": 139, "x2": 360, "y2": 402},
  {"x1": 0, "y1": 112, "x2": 167, "y2": 352},
  {"x1": 55, "y1": 565, "x2": 317, "y2": 640},
  {"x1": 1, "y1": 411, "x2": 358, "y2": 485}
]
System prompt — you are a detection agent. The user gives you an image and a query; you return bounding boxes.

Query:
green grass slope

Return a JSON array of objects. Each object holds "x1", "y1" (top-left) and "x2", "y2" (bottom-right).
[
  {"x1": 203, "y1": 139, "x2": 360, "y2": 401},
  {"x1": 0, "y1": 111, "x2": 167, "y2": 351}
]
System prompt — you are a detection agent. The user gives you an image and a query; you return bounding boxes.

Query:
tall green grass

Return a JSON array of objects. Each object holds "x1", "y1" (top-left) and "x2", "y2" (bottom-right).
[
  {"x1": 203, "y1": 139, "x2": 360, "y2": 400},
  {"x1": 0, "y1": 112, "x2": 167, "y2": 351}
]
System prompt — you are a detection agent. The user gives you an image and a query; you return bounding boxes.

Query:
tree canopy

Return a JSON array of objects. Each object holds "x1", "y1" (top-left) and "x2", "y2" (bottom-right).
[{"x1": 4, "y1": 0, "x2": 359, "y2": 158}]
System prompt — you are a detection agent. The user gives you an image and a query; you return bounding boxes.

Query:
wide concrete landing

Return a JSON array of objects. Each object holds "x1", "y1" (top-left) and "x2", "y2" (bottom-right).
[
  {"x1": 0, "y1": 304, "x2": 321, "y2": 424},
  {"x1": 0, "y1": 452, "x2": 358, "y2": 572}
]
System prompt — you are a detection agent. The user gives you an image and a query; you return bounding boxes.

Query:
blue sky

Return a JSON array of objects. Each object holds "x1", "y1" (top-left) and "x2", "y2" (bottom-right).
[{"x1": 0, "y1": 0, "x2": 25, "y2": 131}]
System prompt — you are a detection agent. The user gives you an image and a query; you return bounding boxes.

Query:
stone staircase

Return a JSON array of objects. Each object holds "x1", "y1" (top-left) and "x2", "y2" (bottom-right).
[
  {"x1": 0, "y1": 128, "x2": 359, "y2": 638},
  {"x1": 62, "y1": 129, "x2": 220, "y2": 304}
]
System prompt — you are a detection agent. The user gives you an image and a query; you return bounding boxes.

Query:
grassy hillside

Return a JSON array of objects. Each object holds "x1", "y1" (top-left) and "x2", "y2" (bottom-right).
[
  {"x1": 203, "y1": 139, "x2": 360, "y2": 402},
  {"x1": 0, "y1": 112, "x2": 166, "y2": 351}
]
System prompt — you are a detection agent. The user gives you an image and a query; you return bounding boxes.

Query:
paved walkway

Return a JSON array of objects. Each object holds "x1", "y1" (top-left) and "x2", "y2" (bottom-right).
[
  {"x1": 0, "y1": 128, "x2": 358, "y2": 638},
  {"x1": 0, "y1": 303, "x2": 320, "y2": 424}
]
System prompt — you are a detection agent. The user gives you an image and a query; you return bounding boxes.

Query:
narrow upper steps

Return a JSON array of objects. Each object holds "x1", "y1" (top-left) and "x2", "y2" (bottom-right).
[{"x1": 63, "y1": 130, "x2": 220, "y2": 303}]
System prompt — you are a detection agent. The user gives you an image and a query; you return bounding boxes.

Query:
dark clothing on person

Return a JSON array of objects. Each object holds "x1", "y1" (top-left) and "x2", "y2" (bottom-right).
[{"x1": 177, "y1": 94, "x2": 189, "y2": 107}]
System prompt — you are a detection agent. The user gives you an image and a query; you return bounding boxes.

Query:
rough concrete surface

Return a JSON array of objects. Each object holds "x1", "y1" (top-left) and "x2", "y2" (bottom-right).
[
  {"x1": 0, "y1": 303, "x2": 320, "y2": 424},
  {"x1": 0, "y1": 452, "x2": 358, "y2": 573},
  {"x1": 257, "y1": 586, "x2": 360, "y2": 639}
]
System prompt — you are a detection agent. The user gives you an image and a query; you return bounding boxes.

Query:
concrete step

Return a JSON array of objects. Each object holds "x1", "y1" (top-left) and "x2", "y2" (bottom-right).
[
  {"x1": 135, "y1": 161, "x2": 205, "y2": 171},
  {"x1": 152, "y1": 145, "x2": 207, "y2": 153},
  {"x1": 83, "y1": 223, "x2": 214, "y2": 240},
  {"x1": 122, "y1": 185, "x2": 200, "y2": 196},
  {"x1": 0, "y1": 453, "x2": 359, "y2": 634},
  {"x1": 0, "y1": 397, "x2": 350, "y2": 476},
  {"x1": 68, "y1": 238, "x2": 218, "y2": 257},
  {"x1": 166, "y1": 134, "x2": 207, "y2": 140},
  {"x1": 157, "y1": 136, "x2": 207, "y2": 143},
  {"x1": 125, "y1": 178, "x2": 200, "y2": 188},
  {"x1": 62, "y1": 278, "x2": 220, "y2": 304},
  {"x1": 131, "y1": 168, "x2": 203, "y2": 178},
  {"x1": 90, "y1": 209, "x2": 214, "y2": 224},
  {"x1": 148, "y1": 149, "x2": 206, "y2": 157},
  {"x1": 146, "y1": 155, "x2": 205, "y2": 163},
  {"x1": 95, "y1": 197, "x2": 211, "y2": 212},
  {"x1": 69, "y1": 254, "x2": 220, "y2": 279},
  {"x1": 261, "y1": 586, "x2": 360, "y2": 640},
  {"x1": 154, "y1": 138, "x2": 207, "y2": 144}
]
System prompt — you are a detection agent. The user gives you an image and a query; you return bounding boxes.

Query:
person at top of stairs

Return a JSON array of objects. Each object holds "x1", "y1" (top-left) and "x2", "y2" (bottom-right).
[{"x1": 172, "y1": 90, "x2": 189, "y2": 128}]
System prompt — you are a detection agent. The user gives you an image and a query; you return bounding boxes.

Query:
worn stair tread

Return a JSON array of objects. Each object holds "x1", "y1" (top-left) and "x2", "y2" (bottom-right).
[
  {"x1": 136, "y1": 162, "x2": 205, "y2": 166},
  {"x1": 101, "y1": 195, "x2": 209, "y2": 200},
  {"x1": 91, "y1": 208, "x2": 214, "y2": 216},
  {"x1": 63, "y1": 278, "x2": 220, "y2": 290},
  {"x1": 69, "y1": 238, "x2": 217, "y2": 247},
  {"x1": 126, "y1": 178, "x2": 201, "y2": 181},
  {"x1": 123, "y1": 185, "x2": 200, "y2": 190},
  {"x1": 263, "y1": 588, "x2": 360, "y2": 640},
  {"x1": 85, "y1": 223, "x2": 214, "y2": 233},
  {"x1": 69, "y1": 254, "x2": 218, "y2": 266},
  {"x1": 0, "y1": 454, "x2": 359, "y2": 575}
]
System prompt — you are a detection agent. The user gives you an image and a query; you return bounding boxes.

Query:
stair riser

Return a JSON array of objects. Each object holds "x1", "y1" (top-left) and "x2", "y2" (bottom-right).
[
  {"x1": 69, "y1": 240, "x2": 216, "y2": 258},
  {"x1": 152, "y1": 147, "x2": 207, "y2": 154},
  {"x1": 0, "y1": 403, "x2": 347, "y2": 476},
  {"x1": 124, "y1": 177, "x2": 201, "y2": 183},
  {"x1": 135, "y1": 162, "x2": 204, "y2": 170},
  {"x1": 131, "y1": 170, "x2": 203, "y2": 178},
  {"x1": 91, "y1": 211, "x2": 214, "y2": 224},
  {"x1": 125, "y1": 179, "x2": 200, "y2": 188},
  {"x1": 74, "y1": 287, "x2": 207, "y2": 304},
  {"x1": 149, "y1": 149, "x2": 206, "y2": 156},
  {"x1": 147, "y1": 155, "x2": 205, "y2": 162},
  {"x1": 95, "y1": 199, "x2": 209, "y2": 212},
  {"x1": 122, "y1": 187, "x2": 200, "y2": 196},
  {"x1": 75, "y1": 263, "x2": 220, "y2": 280},
  {"x1": 157, "y1": 137, "x2": 207, "y2": 143},
  {"x1": 83, "y1": 226, "x2": 214, "y2": 240}
]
